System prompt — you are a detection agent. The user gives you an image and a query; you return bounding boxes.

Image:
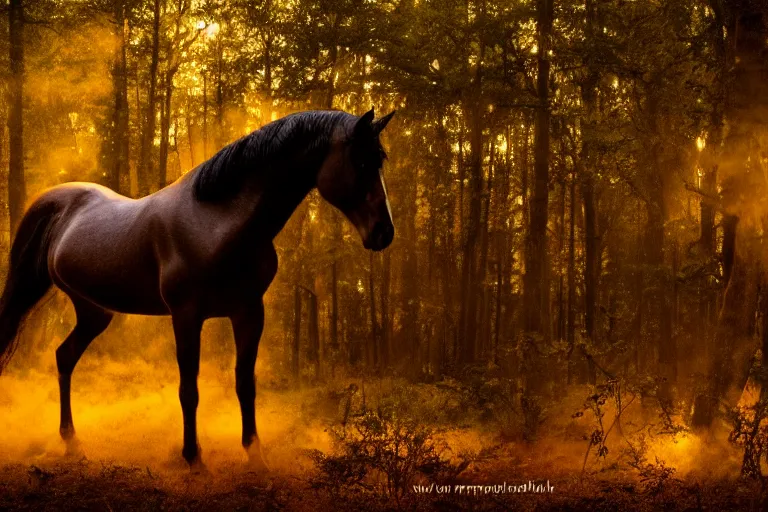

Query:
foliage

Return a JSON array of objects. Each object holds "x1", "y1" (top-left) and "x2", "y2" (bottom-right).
[
  {"x1": 625, "y1": 434, "x2": 682, "y2": 496},
  {"x1": 307, "y1": 410, "x2": 470, "y2": 502}
]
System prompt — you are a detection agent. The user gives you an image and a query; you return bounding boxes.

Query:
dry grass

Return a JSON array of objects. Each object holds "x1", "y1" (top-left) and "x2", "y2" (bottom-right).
[{"x1": 1, "y1": 455, "x2": 766, "y2": 511}]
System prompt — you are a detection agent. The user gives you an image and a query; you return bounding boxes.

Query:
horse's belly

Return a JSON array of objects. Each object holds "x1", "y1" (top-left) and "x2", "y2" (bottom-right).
[{"x1": 55, "y1": 277, "x2": 169, "y2": 315}]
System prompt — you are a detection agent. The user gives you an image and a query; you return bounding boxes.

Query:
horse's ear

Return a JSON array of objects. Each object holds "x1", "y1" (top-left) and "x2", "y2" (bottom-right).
[
  {"x1": 373, "y1": 110, "x2": 396, "y2": 135},
  {"x1": 354, "y1": 108, "x2": 375, "y2": 136}
]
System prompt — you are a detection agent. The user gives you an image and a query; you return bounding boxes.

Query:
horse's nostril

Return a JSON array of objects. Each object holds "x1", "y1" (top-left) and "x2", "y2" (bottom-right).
[{"x1": 383, "y1": 225, "x2": 394, "y2": 245}]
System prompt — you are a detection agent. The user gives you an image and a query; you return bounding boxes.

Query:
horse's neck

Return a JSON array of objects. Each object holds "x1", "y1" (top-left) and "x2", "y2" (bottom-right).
[{"x1": 238, "y1": 160, "x2": 319, "y2": 240}]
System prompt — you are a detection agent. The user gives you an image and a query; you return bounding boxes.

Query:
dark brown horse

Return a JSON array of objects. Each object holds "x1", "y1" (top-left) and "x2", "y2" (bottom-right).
[{"x1": 0, "y1": 109, "x2": 395, "y2": 469}]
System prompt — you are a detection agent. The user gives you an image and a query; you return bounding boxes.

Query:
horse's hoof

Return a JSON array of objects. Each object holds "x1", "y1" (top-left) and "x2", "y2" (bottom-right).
[
  {"x1": 64, "y1": 437, "x2": 85, "y2": 458},
  {"x1": 59, "y1": 426, "x2": 76, "y2": 442},
  {"x1": 189, "y1": 458, "x2": 209, "y2": 475},
  {"x1": 246, "y1": 451, "x2": 271, "y2": 473},
  {"x1": 182, "y1": 443, "x2": 201, "y2": 464},
  {"x1": 182, "y1": 444, "x2": 208, "y2": 474}
]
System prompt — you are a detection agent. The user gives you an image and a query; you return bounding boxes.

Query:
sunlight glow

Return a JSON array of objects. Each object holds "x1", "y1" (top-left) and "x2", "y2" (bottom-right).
[
  {"x1": 206, "y1": 23, "x2": 220, "y2": 38},
  {"x1": 497, "y1": 135, "x2": 508, "y2": 153}
]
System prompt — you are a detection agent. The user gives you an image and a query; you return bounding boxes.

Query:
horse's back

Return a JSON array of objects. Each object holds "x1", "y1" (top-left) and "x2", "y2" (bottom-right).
[
  {"x1": 32, "y1": 181, "x2": 119, "y2": 211},
  {"x1": 39, "y1": 182, "x2": 149, "y2": 254}
]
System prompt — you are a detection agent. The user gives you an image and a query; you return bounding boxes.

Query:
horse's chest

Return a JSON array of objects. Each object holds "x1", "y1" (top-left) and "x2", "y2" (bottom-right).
[
  {"x1": 163, "y1": 243, "x2": 278, "y2": 316},
  {"x1": 214, "y1": 246, "x2": 278, "y2": 293}
]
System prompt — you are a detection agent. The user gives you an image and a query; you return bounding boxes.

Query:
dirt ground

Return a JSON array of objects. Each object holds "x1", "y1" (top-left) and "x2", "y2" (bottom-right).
[
  {"x1": 1, "y1": 456, "x2": 767, "y2": 511},
  {"x1": 1, "y1": 354, "x2": 767, "y2": 511}
]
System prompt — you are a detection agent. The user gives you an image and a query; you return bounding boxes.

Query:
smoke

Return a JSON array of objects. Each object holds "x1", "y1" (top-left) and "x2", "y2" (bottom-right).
[{"x1": 0, "y1": 296, "x2": 332, "y2": 477}]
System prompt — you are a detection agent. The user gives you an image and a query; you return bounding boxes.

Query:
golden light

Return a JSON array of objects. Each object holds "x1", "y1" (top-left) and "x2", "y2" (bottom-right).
[
  {"x1": 696, "y1": 136, "x2": 706, "y2": 152},
  {"x1": 497, "y1": 134, "x2": 508, "y2": 153},
  {"x1": 206, "y1": 22, "x2": 220, "y2": 38},
  {"x1": 195, "y1": 20, "x2": 206, "y2": 30}
]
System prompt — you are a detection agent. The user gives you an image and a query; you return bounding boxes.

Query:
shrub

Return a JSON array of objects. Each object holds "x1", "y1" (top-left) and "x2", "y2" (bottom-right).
[{"x1": 308, "y1": 410, "x2": 469, "y2": 503}]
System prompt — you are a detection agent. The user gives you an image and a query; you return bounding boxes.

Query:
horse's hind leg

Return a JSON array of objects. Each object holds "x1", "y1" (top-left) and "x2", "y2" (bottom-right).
[{"x1": 56, "y1": 299, "x2": 113, "y2": 444}]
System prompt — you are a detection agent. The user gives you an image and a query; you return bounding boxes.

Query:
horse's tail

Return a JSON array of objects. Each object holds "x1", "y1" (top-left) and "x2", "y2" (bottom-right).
[{"x1": 0, "y1": 198, "x2": 60, "y2": 376}]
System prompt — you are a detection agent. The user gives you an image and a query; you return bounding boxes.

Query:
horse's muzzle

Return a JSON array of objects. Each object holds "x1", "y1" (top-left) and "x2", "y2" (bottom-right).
[{"x1": 365, "y1": 221, "x2": 394, "y2": 251}]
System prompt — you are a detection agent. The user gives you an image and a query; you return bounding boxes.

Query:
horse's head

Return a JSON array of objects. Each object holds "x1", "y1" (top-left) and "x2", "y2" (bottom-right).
[{"x1": 317, "y1": 108, "x2": 396, "y2": 251}]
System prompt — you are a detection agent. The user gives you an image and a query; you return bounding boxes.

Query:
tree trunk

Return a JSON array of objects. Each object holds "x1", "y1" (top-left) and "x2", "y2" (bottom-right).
[
  {"x1": 566, "y1": 172, "x2": 576, "y2": 384},
  {"x1": 398, "y1": 149, "x2": 420, "y2": 371},
  {"x1": 521, "y1": 0, "x2": 553, "y2": 441},
  {"x1": 215, "y1": 38, "x2": 224, "y2": 149},
  {"x1": 105, "y1": 3, "x2": 130, "y2": 195},
  {"x1": 308, "y1": 291, "x2": 319, "y2": 381},
  {"x1": 203, "y1": 70, "x2": 208, "y2": 159},
  {"x1": 369, "y1": 252, "x2": 379, "y2": 369},
  {"x1": 293, "y1": 285, "x2": 302, "y2": 383},
  {"x1": 262, "y1": 36, "x2": 272, "y2": 124},
  {"x1": 458, "y1": 40, "x2": 484, "y2": 365},
  {"x1": 581, "y1": 0, "x2": 599, "y2": 385},
  {"x1": 699, "y1": 0, "x2": 729, "y2": 361},
  {"x1": 381, "y1": 251, "x2": 391, "y2": 367},
  {"x1": 557, "y1": 178, "x2": 565, "y2": 344},
  {"x1": 330, "y1": 260, "x2": 339, "y2": 351},
  {"x1": 325, "y1": 16, "x2": 340, "y2": 110},
  {"x1": 582, "y1": 171, "x2": 597, "y2": 384},
  {"x1": 644, "y1": 86, "x2": 675, "y2": 402},
  {"x1": 138, "y1": 0, "x2": 161, "y2": 196},
  {"x1": 741, "y1": 258, "x2": 768, "y2": 478},
  {"x1": 0, "y1": 100, "x2": 8, "y2": 267},
  {"x1": 158, "y1": 71, "x2": 173, "y2": 188},
  {"x1": 8, "y1": 0, "x2": 25, "y2": 235},
  {"x1": 477, "y1": 140, "x2": 494, "y2": 360},
  {"x1": 693, "y1": 215, "x2": 740, "y2": 427}
]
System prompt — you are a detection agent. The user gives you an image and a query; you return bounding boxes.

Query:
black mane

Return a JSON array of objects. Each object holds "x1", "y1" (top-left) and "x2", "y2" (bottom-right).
[{"x1": 192, "y1": 110, "x2": 354, "y2": 202}]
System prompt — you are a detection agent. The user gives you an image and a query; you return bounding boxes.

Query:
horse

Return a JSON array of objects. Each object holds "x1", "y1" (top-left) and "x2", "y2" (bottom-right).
[{"x1": 0, "y1": 108, "x2": 396, "y2": 469}]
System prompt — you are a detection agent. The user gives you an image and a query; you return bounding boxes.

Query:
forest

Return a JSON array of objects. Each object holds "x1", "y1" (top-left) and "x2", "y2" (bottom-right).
[{"x1": 1, "y1": 0, "x2": 768, "y2": 510}]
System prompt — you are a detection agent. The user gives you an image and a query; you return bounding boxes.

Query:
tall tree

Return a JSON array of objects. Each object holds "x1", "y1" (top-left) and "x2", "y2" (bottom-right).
[
  {"x1": 7, "y1": 0, "x2": 25, "y2": 234},
  {"x1": 102, "y1": 0, "x2": 131, "y2": 195},
  {"x1": 137, "y1": 0, "x2": 160, "y2": 196},
  {"x1": 521, "y1": 0, "x2": 553, "y2": 441}
]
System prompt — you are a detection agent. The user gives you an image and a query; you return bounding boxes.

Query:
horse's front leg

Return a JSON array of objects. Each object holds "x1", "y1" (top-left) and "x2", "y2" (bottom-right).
[
  {"x1": 172, "y1": 310, "x2": 204, "y2": 467},
  {"x1": 230, "y1": 300, "x2": 268, "y2": 471}
]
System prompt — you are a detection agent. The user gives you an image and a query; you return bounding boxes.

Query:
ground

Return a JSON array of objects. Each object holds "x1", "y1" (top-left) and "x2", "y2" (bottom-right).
[
  {"x1": 1, "y1": 454, "x2": 767, "y2": 511},
  {"x1": 1, "y1": 346, "x2": 767, "y2": 511}
]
